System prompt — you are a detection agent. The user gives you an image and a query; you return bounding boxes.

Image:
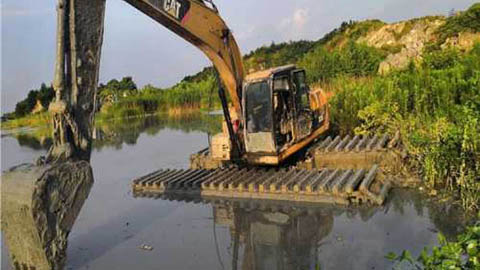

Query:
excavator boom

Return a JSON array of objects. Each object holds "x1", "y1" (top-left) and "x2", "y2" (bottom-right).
[{"x1": 123, "y1": 0, "x2": 245, "y2": 116}]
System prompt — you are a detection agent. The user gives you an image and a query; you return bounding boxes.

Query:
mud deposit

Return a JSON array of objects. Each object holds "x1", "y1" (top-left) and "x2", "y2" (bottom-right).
[{"x1": 1, "y1": 115, "x2": 467, "y2": 270}]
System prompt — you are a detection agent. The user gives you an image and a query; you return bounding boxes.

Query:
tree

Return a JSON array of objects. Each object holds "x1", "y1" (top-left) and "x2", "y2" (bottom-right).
[
  {"x1": 37, "y1": 83, "x2": 55, "y2": 108},
  {"x1": 13, "y1": 83, "x2": 55, "y2": 117},
  {"x1": 99, "y1": 77, "x2": 137, "y2": 92},
  {"x1": 118, "y1": 76, "x2": 137, "y2": 91}
]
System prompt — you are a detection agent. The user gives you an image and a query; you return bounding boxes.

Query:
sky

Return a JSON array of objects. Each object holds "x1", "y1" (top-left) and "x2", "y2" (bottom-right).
[{"x1": 1, "y1": 0, "x2": 477, "y2": 113}]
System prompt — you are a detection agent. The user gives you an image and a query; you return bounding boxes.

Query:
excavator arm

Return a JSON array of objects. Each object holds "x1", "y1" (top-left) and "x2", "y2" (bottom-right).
[{"x1": 123, "y1": 0, "x2": 245, "y2": 117}]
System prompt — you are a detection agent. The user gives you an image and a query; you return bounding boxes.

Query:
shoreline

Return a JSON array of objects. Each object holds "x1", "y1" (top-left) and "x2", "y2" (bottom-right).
[{"x1": 1, "y1": 106, "x2": 218, "y2": 131}]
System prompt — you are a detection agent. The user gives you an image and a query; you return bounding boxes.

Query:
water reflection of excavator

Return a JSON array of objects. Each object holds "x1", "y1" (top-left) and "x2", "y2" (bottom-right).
[
  {"x1": 129, "y1": 191, "x2": 470, "y2": 270},
  {"x1": 123, "y1": 0, "x2": 329, "y2": 165},
  {"x1": 214, "y1": 202, "x2": 333, "y2": 270}
]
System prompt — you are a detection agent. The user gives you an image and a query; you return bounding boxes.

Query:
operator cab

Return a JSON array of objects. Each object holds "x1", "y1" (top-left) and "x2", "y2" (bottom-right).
[{"x1": 242, "y1": 64, "x2": 328, "y2": 164}]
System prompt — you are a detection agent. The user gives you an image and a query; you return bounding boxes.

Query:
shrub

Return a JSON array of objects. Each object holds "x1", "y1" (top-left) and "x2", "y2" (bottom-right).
[
  {"x1": 299, "y1": 41, "x2": 386, "y2": 83},
  {"x1": 387, "y1": 222, "x2": 480, "y2": 269},
  {"x1": 435, "y1": 3, "x2": 480, "y2": 45},
  {"x1": 328, "y1": 45, "x2": 480, "y2": 210},
  {"x1": 423, "y1": 48, "x2": 461, "y2": 70}
]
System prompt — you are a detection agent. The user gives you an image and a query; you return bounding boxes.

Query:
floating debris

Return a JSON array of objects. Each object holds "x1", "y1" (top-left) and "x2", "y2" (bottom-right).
[{"x1": 139, "y1": 244, "x2": 154, "y2": 251}]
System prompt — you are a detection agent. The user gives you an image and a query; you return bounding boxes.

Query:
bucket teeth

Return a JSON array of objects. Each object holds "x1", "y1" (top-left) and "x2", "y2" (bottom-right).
[{"x1": 132, "y1": 164, "x2": 387, "y2": 205}]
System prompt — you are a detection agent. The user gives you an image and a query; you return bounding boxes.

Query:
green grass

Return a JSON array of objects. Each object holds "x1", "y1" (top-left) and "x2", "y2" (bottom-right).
[
  {"x1": 1, "y1": 112, "x2": 51, "y2": 130},
  {"x1": 96, "y1": 74, "x2": 219, "y2": 120}
]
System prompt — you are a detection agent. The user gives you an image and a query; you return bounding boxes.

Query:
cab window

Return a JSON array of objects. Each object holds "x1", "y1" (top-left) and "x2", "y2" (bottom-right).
[
  {"x1": 245, "y1": 81, "x2": 272, "y2": 133},
  {"x1": 293, "y1": 71, "x2": 309, "y2": 110},
  {"x1": 273, "y1": 76, "x2": 290, "y2": 91}
]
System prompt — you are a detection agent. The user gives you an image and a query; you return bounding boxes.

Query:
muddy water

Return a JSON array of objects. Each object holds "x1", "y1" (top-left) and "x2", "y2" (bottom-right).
[{"x1": 1, "y1": 115, "x2": 467, "y2": 270}]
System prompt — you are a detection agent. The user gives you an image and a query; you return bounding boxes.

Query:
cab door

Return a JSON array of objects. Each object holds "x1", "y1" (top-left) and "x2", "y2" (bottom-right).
[
  {"x1": 243, "y1": 80, "x2": 276, "y2": 154},
  {"x1": 292, "y1": 69, "x2": 313, "y2": 141}
]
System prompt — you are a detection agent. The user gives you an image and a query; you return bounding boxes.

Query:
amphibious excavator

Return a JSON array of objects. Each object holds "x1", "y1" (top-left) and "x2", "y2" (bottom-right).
[
  {"x1": 126, "y1": 0, "x2": 402, "y2": 205},
  {"x1": 124, "y1": 0, "x2": 329, "y2": 166}
]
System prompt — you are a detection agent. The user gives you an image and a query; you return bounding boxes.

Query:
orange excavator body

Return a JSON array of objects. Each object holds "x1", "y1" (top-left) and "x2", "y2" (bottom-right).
[{"x1": 123, "y1": 0, "x2": 329, "y2": 165}]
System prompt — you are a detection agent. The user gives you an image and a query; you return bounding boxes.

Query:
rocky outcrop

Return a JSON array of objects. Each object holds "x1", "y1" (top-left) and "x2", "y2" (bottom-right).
[
  {"x1": 442, "y1": 32, "x2": 480, "y2": 51},
  {"x1": 356, "y1": 18, "x2": 444, "y2": 74},
  {"x1": 352, "y1": 15, "x2": 480, "y2": 74}
]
